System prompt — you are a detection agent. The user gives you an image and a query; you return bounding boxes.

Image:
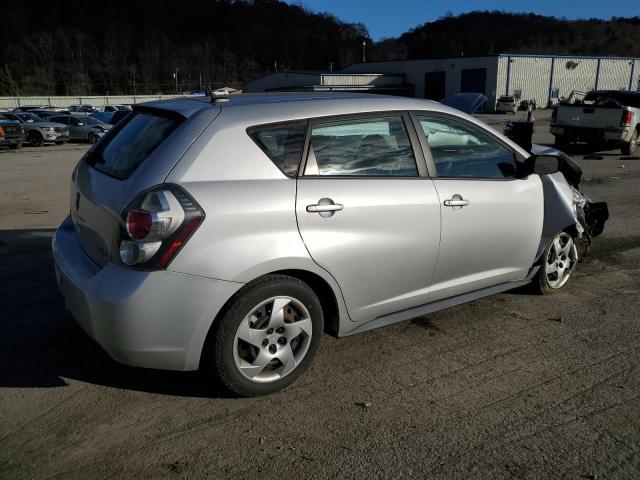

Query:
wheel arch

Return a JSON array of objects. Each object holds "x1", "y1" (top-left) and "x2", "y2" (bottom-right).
[
  {"x1": 198, "y1": 268, "x2": 345, "y2": 371},
  {"x1": 272, "y1": 269, "x2": 341, "y2": 337}
]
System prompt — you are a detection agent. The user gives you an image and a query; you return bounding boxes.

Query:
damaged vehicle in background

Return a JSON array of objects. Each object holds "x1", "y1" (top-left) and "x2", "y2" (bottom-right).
[
  {"x1": 53, "y1": 93, "x2": 608, "y2": 397},
  {"x1": 48, "y1": 114, "x2": 111, "y2": 143}
]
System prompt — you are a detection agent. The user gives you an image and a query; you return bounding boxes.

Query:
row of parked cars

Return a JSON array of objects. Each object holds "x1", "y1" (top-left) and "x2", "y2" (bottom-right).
[{"x1": 0, "y1": 104, "x2": 132, "y2": 149}]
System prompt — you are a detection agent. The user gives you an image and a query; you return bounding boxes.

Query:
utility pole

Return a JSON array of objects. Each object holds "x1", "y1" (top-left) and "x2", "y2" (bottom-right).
[
  {"x1": 132, "y1": 64, "x2": 137, "y2": 96},
  {"x1": 174, "y1": 68, "x2": 178, "y2": 94},
  {"x1": 362, "y1": 41, "x2": 367, "y2": 63}
]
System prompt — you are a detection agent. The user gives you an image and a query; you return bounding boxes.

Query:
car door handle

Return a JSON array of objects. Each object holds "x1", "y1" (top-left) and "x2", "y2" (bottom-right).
[
  {"x1": 306, "y1": 198, "x2": 343, "y2": 218},
  {"x1": 306, "y1": 203, "x2": 343, "y2": 213},
  {"x1": 444, "y1": 199, "x2": 469, "y2": 207},
  {"x1": 443, "y1": 194, "x2": 469, "y2": 208}
]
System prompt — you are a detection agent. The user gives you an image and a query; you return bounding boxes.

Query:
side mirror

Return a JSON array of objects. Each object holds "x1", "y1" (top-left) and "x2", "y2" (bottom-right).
[{"x1": 519, "y1": 154, "x2": 560, "y2": 177}]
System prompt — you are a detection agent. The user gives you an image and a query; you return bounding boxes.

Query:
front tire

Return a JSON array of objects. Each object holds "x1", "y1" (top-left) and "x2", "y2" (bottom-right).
[
  {"x1": 29, "y1": 132, "x2": 44, "y2": 147},
  {"x1": 535, "y1": 231, "x2": 578, "y2": 294},
  {"x1": 203, "y1": 274, "x2": 323, "y2": 396},
  {"x1": 88, "y1": 133, "x2": 99, "y2": 144}
]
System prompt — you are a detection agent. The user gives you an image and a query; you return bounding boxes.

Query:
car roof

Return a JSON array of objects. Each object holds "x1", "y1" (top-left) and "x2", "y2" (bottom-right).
[{"x1": 140, "y1": 92, "x2": 464, "y2": 122}]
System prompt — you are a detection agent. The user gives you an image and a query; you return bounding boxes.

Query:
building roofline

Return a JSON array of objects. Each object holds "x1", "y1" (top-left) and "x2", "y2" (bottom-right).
[
  {"x1": 500, "y1": 53, "x2": 640, "y2": 60},
  {"x1": 348, "y1": 53, "x2": 640, "y2": 66}
]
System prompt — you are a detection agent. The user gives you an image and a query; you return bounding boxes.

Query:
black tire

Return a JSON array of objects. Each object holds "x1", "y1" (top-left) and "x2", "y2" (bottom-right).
[
  {"x1": 88, "y1": 133, "x2": 99, "y2": 144},
  {"x1": 534, "y1": 231, "x2": 578, "y2": 295},
  {"x1": 29, "y1": 132, "x2": 44, "y2": 147},
  {"x1": 203, "y1": 274, "x2": 323, "y2": 396},
  {"x1": 621, "y1": 129, "x2": 638, "y2": 156}
]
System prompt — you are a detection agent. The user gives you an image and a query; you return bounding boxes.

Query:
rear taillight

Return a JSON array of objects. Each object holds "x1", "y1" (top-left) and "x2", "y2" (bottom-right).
[
  {"x1": 126, "y1": 210, "x2": 152, "y2": 240},
  {"x1": 0, "y1": 126, "x2": 4, "y2": 137},
  {"x1": 551, "y1": 106, "x2": 558, "y2": 123},
  {"x1": 119, "y1": 186, "x2": 204, "y2": 269},
  {"x1": 621, "y1": 110, "x2": 634, "y2": 127}
]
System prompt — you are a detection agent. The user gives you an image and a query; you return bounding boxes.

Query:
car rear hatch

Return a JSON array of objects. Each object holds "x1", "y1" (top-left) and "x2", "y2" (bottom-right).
[{"x1": 70, "y1": 99, "x2": 219, "y2": 267}]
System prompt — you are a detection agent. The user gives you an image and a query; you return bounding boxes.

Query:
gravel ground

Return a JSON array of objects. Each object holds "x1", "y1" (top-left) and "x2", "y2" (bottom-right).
[{"x1": 1, "y1": 111, "x2": 639, "y2": 479}]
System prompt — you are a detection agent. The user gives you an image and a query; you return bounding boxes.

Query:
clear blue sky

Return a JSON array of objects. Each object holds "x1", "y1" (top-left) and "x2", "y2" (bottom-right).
[{"x1": 285, "y1": 0, "x2": 637, "y2": 40}]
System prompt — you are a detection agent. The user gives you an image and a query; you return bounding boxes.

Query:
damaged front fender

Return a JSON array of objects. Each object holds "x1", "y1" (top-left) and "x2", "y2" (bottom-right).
[{"x1": 531, "y1": 145, "x2": 609, "y2": 261}]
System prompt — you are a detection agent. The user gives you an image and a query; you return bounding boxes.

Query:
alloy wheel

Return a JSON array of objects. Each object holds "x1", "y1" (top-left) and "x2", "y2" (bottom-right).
[
  {"x1": 233, "y1": 296, "x2": 312, "y2": 383},
  {"x1": 545, "y1": 232, "x2": 578, "y2": 289}
]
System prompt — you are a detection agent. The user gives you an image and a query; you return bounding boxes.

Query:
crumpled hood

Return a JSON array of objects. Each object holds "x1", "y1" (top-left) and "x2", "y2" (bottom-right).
[{"x1": 439, "y1": 93, "x2": 488, "y2": 115}]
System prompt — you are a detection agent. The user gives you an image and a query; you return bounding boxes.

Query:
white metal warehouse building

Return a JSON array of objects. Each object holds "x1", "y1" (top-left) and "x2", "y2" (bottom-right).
[{"x1": 344, "y1": 54, "x2": 640, "y2": 110}]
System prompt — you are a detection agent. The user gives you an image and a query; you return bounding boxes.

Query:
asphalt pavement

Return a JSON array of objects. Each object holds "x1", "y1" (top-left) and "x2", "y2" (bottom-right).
[{"x1": 1, "y1": 111, "x2": 639, "y2": 479}]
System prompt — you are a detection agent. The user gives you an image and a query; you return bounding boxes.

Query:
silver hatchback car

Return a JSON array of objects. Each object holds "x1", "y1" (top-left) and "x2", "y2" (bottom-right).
[{"x1": 53, "y1": 93, "x2": 608, "y2": 396}]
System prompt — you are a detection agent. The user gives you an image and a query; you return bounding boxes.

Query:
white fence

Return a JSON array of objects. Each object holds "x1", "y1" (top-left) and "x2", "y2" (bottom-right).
[{"x1": 0, "y1": 95, "x2": 186, "y2": 109}]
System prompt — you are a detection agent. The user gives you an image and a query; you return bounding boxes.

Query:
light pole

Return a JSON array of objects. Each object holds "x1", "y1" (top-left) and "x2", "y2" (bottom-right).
[
  {"x1": 362, "y1": 41, "x2": 366, "y2": 63},
  {"x1": 174, "y1": 68, "x2": 178, "y2": 94}
]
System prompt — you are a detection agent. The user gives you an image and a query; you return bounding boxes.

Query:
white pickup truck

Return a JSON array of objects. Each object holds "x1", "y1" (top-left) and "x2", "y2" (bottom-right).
[{"x1": 550, "y1": 90, "x2": 640, "y2": 155}]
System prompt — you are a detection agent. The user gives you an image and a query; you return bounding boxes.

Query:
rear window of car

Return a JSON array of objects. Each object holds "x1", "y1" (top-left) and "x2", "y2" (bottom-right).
[
  {"x1": 247, "y1": 122, "x2": 306, "y2": 177},
  {"x1": 86, "y1": 111, "x2": 183, "y2": 179},
  {"x1": 499, "y1": 96, "x2": 514, "y2": 102}
]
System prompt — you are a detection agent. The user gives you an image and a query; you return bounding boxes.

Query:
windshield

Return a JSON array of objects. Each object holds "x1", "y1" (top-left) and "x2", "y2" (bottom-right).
[
  {"x1": 83, "y1": 117, "x2": 102, "y2": 125},
  {"x1": 19, "y1": 113, "x2": 42, "y2": 123}
]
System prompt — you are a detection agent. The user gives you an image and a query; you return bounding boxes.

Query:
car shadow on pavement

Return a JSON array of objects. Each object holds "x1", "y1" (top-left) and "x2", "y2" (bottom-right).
[{"x1": 0, "y1": 229, "x2": 233, "y2": 398}]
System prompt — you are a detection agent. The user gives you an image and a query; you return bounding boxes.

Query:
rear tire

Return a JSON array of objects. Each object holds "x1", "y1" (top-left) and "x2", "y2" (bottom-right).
[
  {"x1": 535, "y1": 231, "x2": 579, "y2": 294},
  {"x1": 621, "y1": 129, "x2": 638, "y2": 156},
  {"x1": 203, "y1": 274, "x2": 323, "y2": 397}
]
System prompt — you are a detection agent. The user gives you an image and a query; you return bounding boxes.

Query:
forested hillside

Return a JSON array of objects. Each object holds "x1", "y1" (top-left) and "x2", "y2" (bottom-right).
[
  {"x1": 1, "y1": 3, "x2": 639, "y2": 96},
  {"x1": 0, "y1": 0, "x2": 368, "y2": 95},
  {"x1": 398, "y1": 12, "x2": 640, "y2": 59}
]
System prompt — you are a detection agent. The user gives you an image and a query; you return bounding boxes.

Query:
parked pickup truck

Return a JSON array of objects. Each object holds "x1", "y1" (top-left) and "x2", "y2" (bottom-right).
[{"x1": 551, "y1": 90, "x2": 640, "y2": 155}]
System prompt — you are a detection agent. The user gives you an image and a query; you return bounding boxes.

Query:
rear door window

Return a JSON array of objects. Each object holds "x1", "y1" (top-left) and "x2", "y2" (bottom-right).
[
  {"x1": 86, "y1": 111, "x2": 183, "y2": 179},
  {"x1": 248, "y1": 122, "x2": 306, "y2": 177},
  {"x1": 304, "y1": 116, "x2": 418, "y2": 176}
]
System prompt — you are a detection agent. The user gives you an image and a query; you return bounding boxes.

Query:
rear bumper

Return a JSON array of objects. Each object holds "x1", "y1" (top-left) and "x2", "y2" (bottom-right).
[
  {"x1": 52, "y1": 216, "x2": 242, "y2": 371},
  {"x1": 551, "y1": 124, "x2": 629, "y2": 143}
]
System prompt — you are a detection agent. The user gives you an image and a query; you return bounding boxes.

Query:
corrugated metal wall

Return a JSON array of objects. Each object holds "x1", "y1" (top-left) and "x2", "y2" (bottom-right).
[
  {"x1": 497, "y1": 55, "x2": 639, "y2": 108},
  {"x1": 598, "y1": 59, "x2": 636, "y2": 91},
  {"x1": 553, "y1": 57, "x2": 599, "y2": 99},
  {"x1": 503, "y1": 56, "x2": 553, "y2": 105},
  {"x1": 320, "y1": 74, "x2": 404, "y2": 86}
]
